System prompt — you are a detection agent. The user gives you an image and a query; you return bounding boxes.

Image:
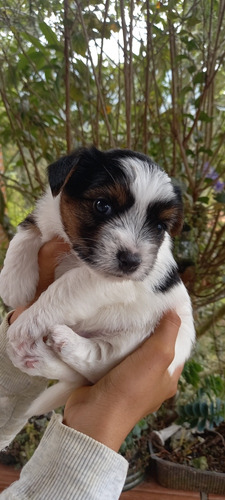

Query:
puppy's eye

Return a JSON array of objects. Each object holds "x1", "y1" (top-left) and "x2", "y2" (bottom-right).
[
  {"x1": 157, "y1": 222, "x2": 167, "y2": 232},
  {"x1": 94, "y1": 199, "x2": 112, "y2": 216}
]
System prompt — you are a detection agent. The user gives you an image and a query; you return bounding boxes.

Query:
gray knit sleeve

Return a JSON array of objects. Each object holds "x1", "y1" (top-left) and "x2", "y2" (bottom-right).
[
  {"x1": 0, "y1": 313, "x2": 48, "y2": 450},
  {"x1": 1, "y1": 413, "x2": 128, "y2": 500}
]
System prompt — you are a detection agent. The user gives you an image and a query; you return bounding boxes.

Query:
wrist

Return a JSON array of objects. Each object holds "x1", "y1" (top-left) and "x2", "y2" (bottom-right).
[{"x1": 63, "y1": 386, "x2": 132, "y2": 452}]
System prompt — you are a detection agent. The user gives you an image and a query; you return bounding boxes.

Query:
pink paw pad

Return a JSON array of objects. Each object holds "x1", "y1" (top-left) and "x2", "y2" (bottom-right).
[
  {"x1": 25, "y1": 359, "x2": 38, "y2": 368},
  {"x1": 46, "y1": 335, "x2": 65, "y2": 353}
]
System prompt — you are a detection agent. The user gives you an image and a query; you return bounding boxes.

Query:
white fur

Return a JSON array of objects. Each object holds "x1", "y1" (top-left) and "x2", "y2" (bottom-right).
[
  {"x1": 0, "y1": 156, "x2": 195, "y2": 417},
  {"x1": 121, "y1": 158, "x2": 174, "y2": 206},
  {"x1": 0, "y1": 228, "x2": 41, "y2": 308}
]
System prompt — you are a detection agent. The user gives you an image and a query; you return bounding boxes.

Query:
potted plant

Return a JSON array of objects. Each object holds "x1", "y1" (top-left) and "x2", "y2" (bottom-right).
[
  {"x1": 149, "y1": 360, "x2": 225, "y2": 498},
  {"x1": 119, "y1": 415, "x2": 154, "y2": 491},
  {"x1": 0, "y1": 414, "x2": 50, "y2": 485}
]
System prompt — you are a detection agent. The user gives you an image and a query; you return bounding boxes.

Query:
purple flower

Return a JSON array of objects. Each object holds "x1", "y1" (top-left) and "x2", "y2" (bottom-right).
[
  {"x1": 203, "y1": 163, "x2": 224, "y2": 192},
  {"x1": 214, "y1": 180, "x2": 225, "y2": 193}
]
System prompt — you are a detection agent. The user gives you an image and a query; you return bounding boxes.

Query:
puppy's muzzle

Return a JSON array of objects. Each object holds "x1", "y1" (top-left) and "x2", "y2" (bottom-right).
[{"x1": 117, "y1": 250, "x2": 142, "y2": 274}]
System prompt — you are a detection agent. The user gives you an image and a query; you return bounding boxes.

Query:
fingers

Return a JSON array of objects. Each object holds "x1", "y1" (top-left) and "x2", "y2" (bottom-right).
[
  {"x1": 35, "y1": 237, "x2": 71, "y2": 298},
  {"x1": 132, "y1": 311, "x2": 181, "y2": 372},
  {"x1": 153, "y1": 311, "x2": 181, "y2": 341}
]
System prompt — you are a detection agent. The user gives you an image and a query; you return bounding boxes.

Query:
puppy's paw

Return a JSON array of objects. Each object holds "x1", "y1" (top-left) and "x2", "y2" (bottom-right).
[
  {"x1": 46, "y1": 325, "x2": 73, "y2": 355},
  {"x1": 47, "y1": 325, "x2": 86, "y2": 371},
  {"x1": 7, "y1": 334, "x2": 76, "y2": 381},
  {"x1": 7, "y1": 334, "x2": 43, "y2": 375},
  {"x1": 7, "y1": 318, "x2": 48, "y2": 374}
]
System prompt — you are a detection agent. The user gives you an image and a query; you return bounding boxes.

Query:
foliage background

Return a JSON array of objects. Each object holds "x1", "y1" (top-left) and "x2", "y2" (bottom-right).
[{"x1": 0, "y1": 0, "x2": 224, "y2": 385}]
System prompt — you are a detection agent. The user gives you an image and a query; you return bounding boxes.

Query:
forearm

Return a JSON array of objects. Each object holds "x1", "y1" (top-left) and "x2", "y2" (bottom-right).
[{"x1": 0, "y1": 414, "x2": 128, "y2": 500}]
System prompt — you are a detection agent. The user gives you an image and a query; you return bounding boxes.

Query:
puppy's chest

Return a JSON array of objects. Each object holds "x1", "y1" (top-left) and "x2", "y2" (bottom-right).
[{"x1": 71, "y1": 287, "x2": 164, "y2": 340}]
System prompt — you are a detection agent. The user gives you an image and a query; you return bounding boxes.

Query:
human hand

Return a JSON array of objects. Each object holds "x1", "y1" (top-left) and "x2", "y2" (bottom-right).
[{"x1": 63, "y1": 311, "x2": 182, "y2": 451}]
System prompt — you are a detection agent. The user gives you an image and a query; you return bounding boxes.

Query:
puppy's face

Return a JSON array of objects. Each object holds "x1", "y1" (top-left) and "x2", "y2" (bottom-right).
[{"x1": 48, "y1": 147, "x2": 183, "y2": 280}]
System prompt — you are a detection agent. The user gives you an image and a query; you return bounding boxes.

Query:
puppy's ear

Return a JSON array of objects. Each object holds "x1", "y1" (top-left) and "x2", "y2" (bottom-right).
[
  {"x1": 47, "y1": 150, "x2": 81, "y2": 196},
  {"x1": 169, "y1": 185, "x2": 184, "y2": 237}
]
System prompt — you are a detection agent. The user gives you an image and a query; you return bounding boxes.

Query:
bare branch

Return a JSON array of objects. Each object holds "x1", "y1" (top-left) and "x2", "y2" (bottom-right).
[
  {"x1": 64, "y1": 0, "x2": 72, "y2": 153},
  {"x1": 75, "y1": 0, "x2": 115, "y2": 148}
]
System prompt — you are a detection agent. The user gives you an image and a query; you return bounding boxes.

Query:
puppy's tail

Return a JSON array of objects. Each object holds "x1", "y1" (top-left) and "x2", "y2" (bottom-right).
[{"x1": 26, "y1": 377, "x2": 87, "y2": 418}]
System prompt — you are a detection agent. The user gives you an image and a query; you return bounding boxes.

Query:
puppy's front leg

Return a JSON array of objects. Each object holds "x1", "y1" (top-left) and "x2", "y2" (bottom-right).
[{"x1": 48, "y1": 324, "x2": 148, "y2": 383}]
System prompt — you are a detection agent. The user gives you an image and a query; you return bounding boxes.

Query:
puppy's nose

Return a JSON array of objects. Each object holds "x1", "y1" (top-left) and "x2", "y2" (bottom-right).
[{"x1": 117, "y1": 250, "x2": 142, "y2": 273}]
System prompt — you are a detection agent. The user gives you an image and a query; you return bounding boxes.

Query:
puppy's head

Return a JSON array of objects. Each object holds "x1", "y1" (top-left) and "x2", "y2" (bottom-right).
[{"x1": 48, "y1": 147, "x2": 183, "y2": 280}]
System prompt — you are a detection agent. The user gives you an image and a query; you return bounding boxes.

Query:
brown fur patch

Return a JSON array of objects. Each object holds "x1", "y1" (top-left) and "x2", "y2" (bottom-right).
[
  {"x1": 159, "y1": 207, "x2": 183, "y2": 236},
  {"x1": 84, "y1": 183, "x2": 129, "y2": 207},
  {"x1": 60, "y1": 194, "x2": 92, "y2": 246},
  {"x1": 60, "y1": 181, "x2": 132, "y2": 246}
]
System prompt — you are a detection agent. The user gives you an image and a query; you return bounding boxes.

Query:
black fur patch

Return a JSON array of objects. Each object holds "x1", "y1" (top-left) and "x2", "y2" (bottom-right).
[
  {"x1": 146, "y1": 197, "x2": 183, "y2": 237},
  {"x1": 154, "y1": 266, "x2": 181, "y2": 293},
  {"x1": 63, "y1": 148, "x2": 131, "y2": 200},
  {"x1": 48, "y1": 146, "x2": 159, "y2": 197},
  {"x1": 48, "y1": 149, "x2": 83, "y2": 196}
]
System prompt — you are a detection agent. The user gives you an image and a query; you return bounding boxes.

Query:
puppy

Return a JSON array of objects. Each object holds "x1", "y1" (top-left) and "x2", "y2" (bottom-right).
[{"x1": 0, "y1": 147, "x2": 195, "y2": 417}]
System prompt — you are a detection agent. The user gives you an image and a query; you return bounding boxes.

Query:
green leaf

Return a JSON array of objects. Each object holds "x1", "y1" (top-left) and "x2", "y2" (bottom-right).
[
  {"x1": 167, "y1": 10, "x2": 178, "y2": 21},
  {"x1": 175, "y1": 54, "x2": 191, "y2": 62},
  {"x1": 187, "y1": 39, "x2": 198, "y2": 51},
  {"x1": 199, "y1": 401, "x2": 208, "y2": 418},
  {"x1": 191, "y1": 456, "x2": 208, "y2": 470},
  {"x1": 180, "y1": 85, "x2": 193, "y2": 96},
  {"x1": 186, "y1": 149, "x2": 195, "y2": 157},
  {"x1": 186, "y1": 16, "x2": 201, "y2": 27},
  {"x1": 198, "y1": 147, "x2": 213, "y2": 155},
  {"x1": 198, "y1": 197, "x2": 209, "y2": 204},
  {"x1": 197, "y1": 417, "x2": 207, "y2": 432},
  {"x1": 39, "y1": 21, "x2": 58, "y2": 46},
  {"x1": 192, "y1": 401, "x2": 201, "y2": 417},
  {"x1": 193, "y1": 71, "x2": 206, "y2": 85},
  {"x1": 187, "y1": 65, "x2": 196, "y2": 74},
  {"x1": 216, "y1": 398, "x2": 222, "y2": 413},
  {"x1": 194, "y1": 96, "x2": 201, "y2": 107},
  {"x1": 70, "y1": 85, "x2": 84, "y2": 101},
  {"x1": 215, "y1": 192, "x2": 225, "y2": 203},
  {"x1": 17, "y1": 54, "x2": 29, "y2": 71},
  {"x1": 27, "y1": 50, "x2": 46, "y2": 70},
  {"x1": 198, "y1": 111, "x2": 213, "y2": 122},
  {"x1": 21, "y1": 32, "x2": 46, "y2": 51},
  {"x1": 184, "y1": 403, "x2": 195, "y2": 417},
  {"x1": 72, "y1": 33, "x2": 87, "y2": 57},
  {"x1": 182, "y1": 360, "x2": 203, "y2": 386}
]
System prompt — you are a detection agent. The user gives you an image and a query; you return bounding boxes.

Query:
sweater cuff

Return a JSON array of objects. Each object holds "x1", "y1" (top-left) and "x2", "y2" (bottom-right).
[
  {"x1": 6, "y1": 413, "x2": 128, "y2": 500},
  {"x1": 0, "y1": 312, "x2": 12, "y2": 334}
]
